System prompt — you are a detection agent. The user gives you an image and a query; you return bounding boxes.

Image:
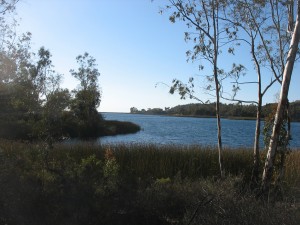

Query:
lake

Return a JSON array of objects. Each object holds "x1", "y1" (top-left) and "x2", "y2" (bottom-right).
[{"x1": 97, "y1": 113, "x2": 300, "y2": 148}]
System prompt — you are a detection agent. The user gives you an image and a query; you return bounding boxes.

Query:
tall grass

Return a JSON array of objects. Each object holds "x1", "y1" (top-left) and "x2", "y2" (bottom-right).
[
  {"x1": 285, "y1": 151, "x2": 300, "y2": 187},
  {"x1": 1, "y1": 140, "x2": 299, "y2": 184},
  {"x1": 110, "y1": 144, "x2": 253, "y2": 179}
]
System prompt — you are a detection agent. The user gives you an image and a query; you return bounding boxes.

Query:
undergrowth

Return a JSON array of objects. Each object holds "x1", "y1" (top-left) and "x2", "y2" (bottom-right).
[{"x1": 0, "y1": 140, "x2": 299, "y2": 225}]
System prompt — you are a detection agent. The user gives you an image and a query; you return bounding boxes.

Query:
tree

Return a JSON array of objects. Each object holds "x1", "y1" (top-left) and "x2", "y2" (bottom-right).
[
  {"x1": 0, "y1": 0, "x2": 20, "y2": 66},
  {"x1": 261, "y1": 0, "x2": 300, "y2": 193},
  {"x1": 163, "y1": 0, "x2": 243, "y2": 177},
  {"x1": 226, "y1": 0, "x2": 293, "y2": 184},
  {"x1": 70, "y1": 52, "x2": 102, "y2": 137},
  {"x1": 12, "y1": 46, "x2": 62, "y2": 116},
  {"x1": 0, "y1": 27, "x2": 70, "y2": 141},
  {"x1": 28, "y1": 47, "x2": 72, "y2": 145},
  {"x1": 130, "y1": 107, "x2": 139, "y2": 113},
  {"x1": 70, "y1": 52, "x2": 100, "y2": 91},
  {"x1": 0, "y1": 31, "x2": 41, "y2": 118}
]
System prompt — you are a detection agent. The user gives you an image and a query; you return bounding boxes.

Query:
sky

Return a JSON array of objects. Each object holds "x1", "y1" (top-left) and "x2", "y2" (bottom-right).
[{"x1": 15, "y1": 0, "x2": 299, "y2": 112}]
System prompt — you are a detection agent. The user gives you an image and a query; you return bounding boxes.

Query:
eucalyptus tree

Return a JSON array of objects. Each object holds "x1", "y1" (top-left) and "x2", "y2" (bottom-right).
[
  {"x1": 262, "y1": 0, "x2": 300, "y2": 193},
  {"x1": 70, "y1": 52, "x2": 102, "y2": 137},
  {"x1": 0, "y1": 24, "x2": 68, "y2": 141},
  {"x1": 70, "y1": 52, "x2": 100, "y2": 92},
  {"x1": 0, "y1": 30, "x2": 39, "y2": 116},
  {"x1": 163, "y1": 0, "x2": 245, "y2": 177},
  {"x1": 70, "y1": 52, "x2": 101, "y2": 117},
  {"x1": 0, "y1": 0, "x2": 22, "y2": 83},
  {"x1": 11, "y1": 45, "x2": 62, "y2": 117},
  {"x1": 29, "y1": 47, "x2": 70, "y2": 145},
  {"x1": 226, "y1": 0, "x2": 294, "y2": 183},
  {"x1": 0, "y1": 0, "x2": 19, "y2": 54}
]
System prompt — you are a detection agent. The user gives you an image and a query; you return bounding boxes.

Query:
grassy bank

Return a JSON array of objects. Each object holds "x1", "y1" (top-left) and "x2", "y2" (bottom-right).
[{"x1": 0, "y1": 141, "x2": 299, "y2": 225}]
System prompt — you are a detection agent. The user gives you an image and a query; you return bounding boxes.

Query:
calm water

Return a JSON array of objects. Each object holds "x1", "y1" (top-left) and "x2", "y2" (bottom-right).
[{"x1": 98, "y1": 113, "x2": 300, "y2": 148}]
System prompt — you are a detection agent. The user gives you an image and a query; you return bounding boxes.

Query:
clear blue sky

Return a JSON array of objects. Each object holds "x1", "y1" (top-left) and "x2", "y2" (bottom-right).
[{"x1": 16, "y1": 0, "x2": 299, "y2": 112}]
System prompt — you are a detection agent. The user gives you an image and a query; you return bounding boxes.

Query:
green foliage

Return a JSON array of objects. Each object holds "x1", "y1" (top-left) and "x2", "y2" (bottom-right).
[
  {"x1": 68, "y1": 52, "x2": 103, "y2": 138},
  {"x1": 103, "y1": 148, "x2": 120, "y2": 193},
  {"x1": 263, "y1": 103, "x2": 290, "y2": 148},
  {"x1": 35, "y1": 89, "x2": 71, "y2": 142},
  {"x1": 262, "y1": 102, "x2": 292, "y2": 186},
  {"x1": 70, "y1": 89, "x2": 102, "y2": 133},
  {"x1": 70, "y1": 52, "x2": 100, "y2": 91}
]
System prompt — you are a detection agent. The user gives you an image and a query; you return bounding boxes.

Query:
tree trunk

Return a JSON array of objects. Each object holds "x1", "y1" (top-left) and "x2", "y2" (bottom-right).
[
  {"x1": 214, "y1": 56, "x2": 224, "y2": 178},
  {"x1": 214, "y1": 37, "x2": 224, "y2": 179},
  {"x1": 251, "y1": 35, "x2": 262, "y2": 185},
  {"x1": 261, "y1": 2, "x2": 300, "y2": 193},
  {"x1": 213, "y1": 1, "x2": 224, "y2": 178},
  {"x1": 276, "y1": 101, "x2": 291, "y2": 185},
  {"x1": 252, "y1": 95, "x2": 262, "y2": 184},
  {"x1": 215, "y1": 78, "x2": 224, "y2": 178}
]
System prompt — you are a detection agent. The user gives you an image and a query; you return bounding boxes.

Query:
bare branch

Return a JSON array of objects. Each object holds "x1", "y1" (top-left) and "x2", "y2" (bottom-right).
[
  {"x1": 230, "y1": 81, "x2": 258, "y2": 85},
  {"x1": 221, "y1": 95, "x2": 258, "y2": 105},
  {"x1": 169, "y1": 0, "x2": 214, "y2": 42},
  {"x1": 261, "y1": 78, "x2": 277, "y2": 96}
]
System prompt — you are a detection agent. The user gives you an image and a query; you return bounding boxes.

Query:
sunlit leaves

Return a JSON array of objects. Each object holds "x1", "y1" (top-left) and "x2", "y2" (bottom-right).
[
  {"x1": 169, "y1": 77, "x2": 204, "y2": 103},
  {"x1": 227, "y1": 63, "x2": 246, "y2": 99},
  {"x1": 70, "y1": 52, "x2": 100, "y2": 92},
  {"x1": 70, "y1": 53, "x2": 102, "y2": 134}
]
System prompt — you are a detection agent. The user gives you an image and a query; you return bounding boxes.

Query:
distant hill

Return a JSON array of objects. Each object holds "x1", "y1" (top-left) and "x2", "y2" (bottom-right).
[{"x1": 130, "y1": 100, "x2": 300, "y2": 122}]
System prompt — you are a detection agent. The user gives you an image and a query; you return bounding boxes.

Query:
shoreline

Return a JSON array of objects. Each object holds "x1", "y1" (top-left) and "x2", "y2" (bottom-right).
[{"x1": 102, "y1": 112, "x2": 300, "y2": 122}]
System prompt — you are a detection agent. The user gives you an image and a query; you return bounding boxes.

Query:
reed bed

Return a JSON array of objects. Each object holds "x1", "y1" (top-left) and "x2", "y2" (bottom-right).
[
  {"x1": 285, "y1": 150, "x2": 300, "y2": 187},
  {"x1": 108, "y1": 144, "x2": 254, "y2": 179},
  {"x1": 1, "y1": 140, "x2": 298, "y2": 184}
]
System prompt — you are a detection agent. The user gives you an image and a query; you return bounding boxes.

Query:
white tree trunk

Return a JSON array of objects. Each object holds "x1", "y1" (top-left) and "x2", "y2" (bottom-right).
[
  {"x1": 252, "y1": 95, "x2": 262, "y2": 183},
  {"x1": 261, "y1": 1, "x2": 300, "y2": 192}
]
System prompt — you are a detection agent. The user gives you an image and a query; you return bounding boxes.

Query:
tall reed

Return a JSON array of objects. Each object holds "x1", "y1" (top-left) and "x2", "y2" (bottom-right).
[{"x1": 1, "y1": 140, "x2": 299, "y2": 184}]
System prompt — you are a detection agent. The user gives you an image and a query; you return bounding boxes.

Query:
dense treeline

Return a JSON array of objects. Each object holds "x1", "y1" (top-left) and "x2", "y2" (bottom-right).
[{"x1": 131, "y1": 100, "x2": 300, "y2": 121}]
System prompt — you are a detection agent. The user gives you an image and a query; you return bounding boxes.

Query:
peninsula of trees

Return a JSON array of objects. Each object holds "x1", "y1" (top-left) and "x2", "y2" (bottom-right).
[
  {"x1": 0, "y1": 49, "x2": 140, "y2": 141},
  {"x1": 0, "y1": 32, "x2": 140, "y2": 141}
]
